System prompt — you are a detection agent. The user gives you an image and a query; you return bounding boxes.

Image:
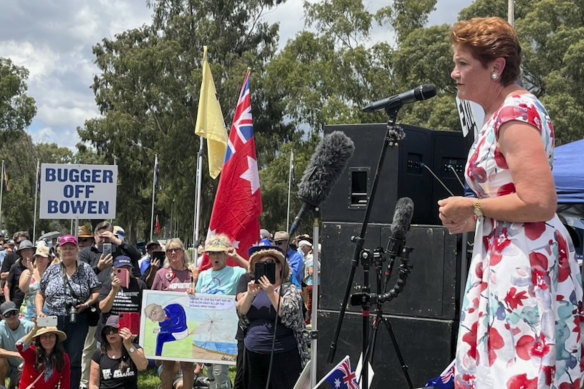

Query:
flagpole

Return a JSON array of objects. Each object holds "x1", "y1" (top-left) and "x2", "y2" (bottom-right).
[
  {"x1": 150, "y1": 154, "x2": 157, "y2": 241},
  {"x1": 33, "y1": 159, "x2": 40, "y2": 242},
  {"x1": 286, "y1": 150, "x2": 293, "y2": 231},
  {"x1": 193, "y1": 137, "x2": 204, "y2": 248},
  {"x1": 0, "y1": 160, "x2": 4, "y2": 228}
]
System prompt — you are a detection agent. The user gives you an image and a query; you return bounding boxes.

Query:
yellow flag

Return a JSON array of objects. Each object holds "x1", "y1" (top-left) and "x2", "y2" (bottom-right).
[{"x1": 195, "y1": 46, "x2": 228, "y2": 179}]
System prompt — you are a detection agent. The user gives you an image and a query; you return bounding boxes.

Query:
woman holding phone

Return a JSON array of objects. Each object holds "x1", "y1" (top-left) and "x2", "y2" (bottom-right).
[
  {"x1": 16, "y1": 324, "x2": 70, "y2": 388},
  {"x1": 89, "y1": 315, "x2": 148, "y2": 389},
  {"x1": 98, "y1": 255, "x2": 147, "y2": 338},
  {"x1": 236, "y1": 243, "x2": 308, "y2": 389}
]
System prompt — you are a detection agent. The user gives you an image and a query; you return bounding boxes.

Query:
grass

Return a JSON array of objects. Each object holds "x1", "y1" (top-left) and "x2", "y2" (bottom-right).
[{"x1": 137, "y1": 364, "x2": 237, "y2": 388}]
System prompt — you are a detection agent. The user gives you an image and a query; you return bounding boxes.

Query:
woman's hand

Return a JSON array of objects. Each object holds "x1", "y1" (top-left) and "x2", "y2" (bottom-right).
[
  {"x1": 246, "y1": 280, "x2": 260, "y2": 297},
  {"x1": 23, "y1": 257, "x2": 34, "y2": 272},
  {"x1": 257, "y1": 276, "x2": 275, "y2": 294},
  {"x1": 438, "y1": 196, "x2": 477, "y2": 233},
  {"x1": 120, "y1": 327, "x2": 133, "y2": 346},
  {"x1": 111, "y1": 275, "x2": 121, "y2": 292}
]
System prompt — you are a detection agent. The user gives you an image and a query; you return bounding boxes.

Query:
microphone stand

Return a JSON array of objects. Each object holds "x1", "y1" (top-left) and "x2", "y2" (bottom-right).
[
  {"x1": 309, "y1": 209, "x2": 320, "y2": 389},
  {"x1": 327, "y1": 106, "x2": 404, "y2": 389}
]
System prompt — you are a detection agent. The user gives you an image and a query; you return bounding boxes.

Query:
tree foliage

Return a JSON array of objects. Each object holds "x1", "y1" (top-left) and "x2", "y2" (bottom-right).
[{"x1": 0, "y1": 58, "x2": 36, "y2": 144}]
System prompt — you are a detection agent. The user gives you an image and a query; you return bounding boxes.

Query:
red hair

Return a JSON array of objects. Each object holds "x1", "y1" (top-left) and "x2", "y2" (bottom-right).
[{"x1": 450, "y1": 17, "x2": 521, "y2": 86}]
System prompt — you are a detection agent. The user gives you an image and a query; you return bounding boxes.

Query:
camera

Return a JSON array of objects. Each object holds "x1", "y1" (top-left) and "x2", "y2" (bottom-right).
[{"x1": 66, "y1": 301, "x2": 78, "y2": 323}]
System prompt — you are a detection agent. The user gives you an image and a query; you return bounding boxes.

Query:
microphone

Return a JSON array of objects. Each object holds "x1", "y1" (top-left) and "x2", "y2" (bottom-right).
[
  {"x1": 289, "y1": 131, "x2": 355, "y2": 235},
  {"x1": 386, "y1": 197, "x2": 414, "y2": 259},
  {"x1": 362, "y1": 84, "x2": 436, "y2": 113}
]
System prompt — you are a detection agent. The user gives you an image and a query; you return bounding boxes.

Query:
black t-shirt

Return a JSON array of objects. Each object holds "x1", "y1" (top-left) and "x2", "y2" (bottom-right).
[
  {"x1": 235, "y1": 272, "x2": 252, "y2": 340},
  {"x1": 95, "y1": 277, "x2": 146, "y2": 341},
  {"x1": 78, "y1": 243, "x2": 141, "y2": 284},
  {"x1": 7, "y1": 259, "x2": 27, "y2": 309},
  {"x1": 91, "y1": 348, "x2": 140, "y2": 389},
  {"x1": 1, "y1": 252, "x2": 17, "y2": 274}
]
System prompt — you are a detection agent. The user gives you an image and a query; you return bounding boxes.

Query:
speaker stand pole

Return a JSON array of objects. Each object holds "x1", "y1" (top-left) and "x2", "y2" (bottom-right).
[
  {"x1": 327, "y1": 106, "x2": 404, "y2": 389},
  {"x1": 310, "y1": 210, "x2": 320, "y2": 389}
]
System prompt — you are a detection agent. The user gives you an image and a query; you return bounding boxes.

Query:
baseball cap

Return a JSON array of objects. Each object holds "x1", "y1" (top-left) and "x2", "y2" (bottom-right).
[
  {"x1": 113, "y1": 255, "x2": 132, "y2": 268},
  {"x1": 0, "y1": 301, "x2": 18, "y2": 316},
  {"x1": 58, "y1": 234, "x2": 78, "y2": 246},
  {"x1": 113, "y1": 226, "x2": 125, "y2": 241}
]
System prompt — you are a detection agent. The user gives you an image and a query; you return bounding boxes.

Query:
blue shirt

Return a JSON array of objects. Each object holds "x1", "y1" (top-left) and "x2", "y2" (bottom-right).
[
  {"x1": 286, "y1": 249, "x2": 304, "y2": 288},
  {"x1": 196, "y1": 266, "x2": 246, "y2": 295}
]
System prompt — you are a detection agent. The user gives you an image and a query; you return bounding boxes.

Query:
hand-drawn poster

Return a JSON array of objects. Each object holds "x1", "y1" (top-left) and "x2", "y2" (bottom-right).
[{"x1": 139, "y1": 290, "x2": 238, "y2": 364}]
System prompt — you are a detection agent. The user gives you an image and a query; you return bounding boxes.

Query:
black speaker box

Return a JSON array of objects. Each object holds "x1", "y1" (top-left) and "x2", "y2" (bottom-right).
[
  {"x1": 321, "y1": 123, "x2": 473, "y2": 225},
  {"x1": 317, "y1": 310, "x2": 457, "y2": 389},
  {"x1": 320, "y1": 222, "x2": 460, "y2": 320}
]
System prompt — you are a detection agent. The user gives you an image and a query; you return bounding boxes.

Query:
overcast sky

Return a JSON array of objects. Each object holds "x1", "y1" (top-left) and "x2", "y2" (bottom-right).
[{"x1": 0, "y1": 0, "x2": 472, "y2": 150}]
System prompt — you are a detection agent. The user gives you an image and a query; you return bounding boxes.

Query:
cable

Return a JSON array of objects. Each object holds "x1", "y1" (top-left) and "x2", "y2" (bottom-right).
[
  {"x1": 420, "y1": 162, "x2": 454, "y2": 196},
  {"x1": 447, "y1": 164, "x2": 466, "y2": 191}
]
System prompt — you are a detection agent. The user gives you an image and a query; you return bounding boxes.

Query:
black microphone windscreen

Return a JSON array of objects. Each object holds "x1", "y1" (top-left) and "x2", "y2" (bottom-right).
[
  {"x1": 417, "y1": 84, "x2": 437, "y2": 100},
  {"x1": 390, "y1": 197, "x2": 414, "y2": 240},
  {"x1": 297, "y1": 131, "x2": 355, "y2": 206}
]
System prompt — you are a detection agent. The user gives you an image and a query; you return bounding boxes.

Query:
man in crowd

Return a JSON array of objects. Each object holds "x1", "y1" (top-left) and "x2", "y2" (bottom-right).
[
  {"x1": 273, "y1": 231, "x2": 304, "y2": 289},
  {"x1": 0, "y1": 232, "x2": 29, "y2": 288},
  {"x1": 77, "y1": 225, "x2": 95, "y2": 249},
  {"x1": 0, "y1": 302, "x2": 34, "y2": 389},
  {"x1": 139, "y1": 240, "x2": 163, "y2": 288}
]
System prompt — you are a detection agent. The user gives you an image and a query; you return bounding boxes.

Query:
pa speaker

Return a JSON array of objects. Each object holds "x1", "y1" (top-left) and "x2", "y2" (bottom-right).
[
  {"x1": 319, "y1": 222, "x2": 460, "y2": 320},
  {"x1": 321, "y1": 123, "x2": 472, "y2": 225},
  {"x1": 317, "y1": 310, "x2": 457, "y2": 389}
]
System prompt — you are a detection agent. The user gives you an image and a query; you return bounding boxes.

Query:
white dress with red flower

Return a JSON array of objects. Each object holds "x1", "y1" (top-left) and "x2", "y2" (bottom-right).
[{"x1": 455, "y1": 92, "x2": 584, "y2": 389}]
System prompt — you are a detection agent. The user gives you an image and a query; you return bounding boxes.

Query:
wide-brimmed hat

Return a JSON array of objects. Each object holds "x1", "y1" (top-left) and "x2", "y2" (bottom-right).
[
  {"x1": 77, "y1": 225, "x2": 93, "y2": 238},
  {"x1": 273, "y1": 231, "x2": 289, "y2": 242},
  {"x1": 57, "y1": 234, "x2": 77, "y2": 247},
  {"x1": 248, "y1": 241, "x2": 285, "y2": 264},
  {"x1": 34, "y1": 245, "x2": 50, "y2": 258},
  {"x1": 35, "y1": 326, "x2": 67, "y2": 343},
  {"x1": 17, "y1": 240, "x2": 35, "y2": 252},
  {"x1": 204, "y1": 234, "x2": 231, "y2": 252}
]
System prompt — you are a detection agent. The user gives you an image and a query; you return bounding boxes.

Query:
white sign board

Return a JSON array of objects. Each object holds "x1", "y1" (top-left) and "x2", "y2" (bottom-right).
[{"x1": 39, "y1": 164, "x2": 117, "y2": 219}]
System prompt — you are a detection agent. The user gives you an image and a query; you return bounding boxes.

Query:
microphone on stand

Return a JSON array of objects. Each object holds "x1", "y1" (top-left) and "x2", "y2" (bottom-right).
[
  {"x1": 289, "y1": 131, "x2": 355, "y2": 235},
  {"x1": 384, "y1": 197, "x2": 414, "y2": 286},
  {"x1": 362, "y1": 84, "x2": 436, "y2": 113}
]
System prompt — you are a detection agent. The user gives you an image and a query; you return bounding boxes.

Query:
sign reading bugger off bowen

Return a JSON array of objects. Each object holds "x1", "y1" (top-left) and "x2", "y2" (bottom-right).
[{"x1": 39, "y1": 163, "x2": 118, "y2": 219}]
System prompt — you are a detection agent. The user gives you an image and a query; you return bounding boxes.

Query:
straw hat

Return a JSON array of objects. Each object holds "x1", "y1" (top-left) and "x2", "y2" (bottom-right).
[
  {"x1": 204, "y1": 234, "x2": 231, "y2": 252},
  {"x1": 35, "y1": 326, "x2": 67, "y2": 343}
]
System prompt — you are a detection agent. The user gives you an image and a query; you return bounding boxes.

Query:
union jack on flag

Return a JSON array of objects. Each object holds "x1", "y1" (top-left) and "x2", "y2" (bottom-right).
[
  {"x1": 424, "y1": 359, "x2": 454, "y2": 388},
  {"x1": 200, "y1": 69, "x2": 262, "y2": 269},
  {"x1": 322, "y1": 356, "x2": 359, "y2": 389}
]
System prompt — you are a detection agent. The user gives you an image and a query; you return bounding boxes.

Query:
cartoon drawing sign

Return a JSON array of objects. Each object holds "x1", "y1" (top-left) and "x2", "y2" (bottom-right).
[{"x1": 139, "y1": 290, "x2": 238, "y2": 364}]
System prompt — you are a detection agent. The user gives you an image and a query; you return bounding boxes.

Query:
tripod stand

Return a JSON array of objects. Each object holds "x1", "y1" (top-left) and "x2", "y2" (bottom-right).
[{"x1": 327, "y1": 106, "x2": 413, "y2": 389}]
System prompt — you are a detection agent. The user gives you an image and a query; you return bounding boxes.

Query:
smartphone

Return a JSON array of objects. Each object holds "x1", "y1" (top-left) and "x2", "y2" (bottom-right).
[
  {"x1": 37, "y1": 315, "x2": 58, "y2": 327},
  {"x1": 118, "y1": 312, "x2": 140, "y2": 335},
  {"x1": 102, "y1": 242, "x2": 112, "y2": 256},
  {"x1": 115, "y1": 268, "x2": 130, "y2": 288},
  {"x1": 254, "y1": 261, "x2": 276, "y2": 284},
  {"x1": 152, "y1": 251, "x2": 165, "y2": 262}
]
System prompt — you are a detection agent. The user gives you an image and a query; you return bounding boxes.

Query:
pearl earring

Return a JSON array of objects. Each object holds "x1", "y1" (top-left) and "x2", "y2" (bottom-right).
[{"x1": 491, "y1": 72, "x2": 498, "y2": 80}]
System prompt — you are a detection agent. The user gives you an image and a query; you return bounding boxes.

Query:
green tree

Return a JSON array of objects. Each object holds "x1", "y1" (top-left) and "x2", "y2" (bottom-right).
[
  {"x1": 80, "y1": 0, "x2": 289, "y2": 244},
  {"x1": 0, "y1": 58, "x2": 36, "y2": 144}
]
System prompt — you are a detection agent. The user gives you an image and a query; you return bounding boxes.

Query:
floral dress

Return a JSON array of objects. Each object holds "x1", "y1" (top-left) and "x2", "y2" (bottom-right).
[{"x1": 455, "y1": 92, "x2": 584, "y2": 388}]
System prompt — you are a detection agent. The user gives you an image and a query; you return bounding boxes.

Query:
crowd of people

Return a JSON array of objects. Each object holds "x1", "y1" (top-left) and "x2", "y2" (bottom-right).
[{"x1": 0, "y1": 225, "x2": 318, "y2": 389}]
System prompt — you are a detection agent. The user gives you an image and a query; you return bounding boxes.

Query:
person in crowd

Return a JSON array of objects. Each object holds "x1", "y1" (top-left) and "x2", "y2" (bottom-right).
[
  {"x1": 138, "y1": 240, "x2": 163, "y2": 288},
  {"x1": 438, "y1": 17, "x2": 584, "y2": 387},
  {"x1": 77, "y1": 220, "x2": 141, "y2": 388},
  {"x1": 303, "y1": 242, "x2": 320, "y2": 325},
  {"x1": 113, "y1": 226, "x2": 125, "y2": 243},
  {"x1": 16, "y1": 324, "x2": 70, "y2": 388},
  {"x1": 89, "y1": 315, "x2": 147, "y2": 389},
  {"x1": 273, "y1": 231, "x2": 303, "y2": 289},
  {"x1": 98, "y1": 255, "x2": 146, "y2": 339},
  {"x1": 259, "y1": 229, "x2": 272, "y2": 242},
  {"x1": 4, "y1": 239, "x2": 35, "y2": 310},
  {"x1": 36, "y1": 234, "x2": 100, "y2": 389},
  {"x1": 151, "y1": 238, "x2": 194, "y2": 389},
  {"x1": 193, "y1": 234, "x2": 247, "y2": 388},
  {"x1": 77, "y1": 225, "x2": 95, "y2": 249},
  {"x1": 18, "y1": 245, "x2": 51, "y2": 322},
  {"x1": 1, "y1": 232, "x2": 30, "y2": 286},
  {"x1": 236, "y1": 243, "x2": 308, "y2": 389},
  {"x1": 0, "y1": 301, "x2": 35, "y2": 389}
]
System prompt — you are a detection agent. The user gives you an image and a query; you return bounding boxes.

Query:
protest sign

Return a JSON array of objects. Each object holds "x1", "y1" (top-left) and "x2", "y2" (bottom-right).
[{"x1": 39, "y1": 163, "x2": 117, "y2": 219}]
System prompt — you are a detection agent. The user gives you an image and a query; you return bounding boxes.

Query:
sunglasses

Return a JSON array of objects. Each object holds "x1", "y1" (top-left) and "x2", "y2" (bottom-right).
[
  {"x1": 105, "y1": 327, "x2": 119, "y2": 335},
  {"x1": 166, "y1": 248, "x2": 182, "y2": 254},
  {"x1": 274, "y1": 240, "x2": 286, "y2": 245},
  {"x1": 78, "y1": 238, "x2": 93, "y2": 243},
  {"x1": 3, "y1": 310, "x2": 18, "y2": 318}
]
